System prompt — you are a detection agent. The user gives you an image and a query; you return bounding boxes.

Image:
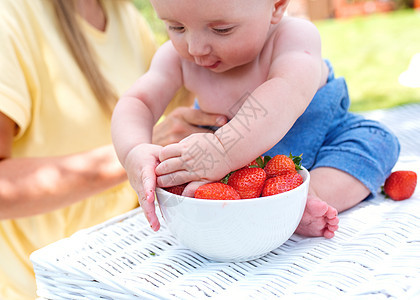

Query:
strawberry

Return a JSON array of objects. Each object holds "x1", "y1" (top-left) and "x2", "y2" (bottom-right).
[
  {"x1": 383, "y1": 170, "x2": 417, "y2": 201},
  {"x1": 262, "y1": 173, "x2": 303, "y2": 197},
  {"x1": 194, "y1": 182, "x2": 241, "y2": 200},
  {"x1": 227, "y1": 167, "x2": 267, "y2": 199},
  {"x1": 221, "y1": 156, "x2": 269, "y2": 184},
  {"x1": 164, "y1": 183, "x2": 188, "y2": 195},
  {"x1": 264, "y1": 154, "x2": 302, "y2": 179}
]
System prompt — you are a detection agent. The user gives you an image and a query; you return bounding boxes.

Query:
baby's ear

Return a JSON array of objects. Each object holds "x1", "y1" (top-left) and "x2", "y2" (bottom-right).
[{"x1": 271, "y1": 0, "x2": 290, "y2": 24}]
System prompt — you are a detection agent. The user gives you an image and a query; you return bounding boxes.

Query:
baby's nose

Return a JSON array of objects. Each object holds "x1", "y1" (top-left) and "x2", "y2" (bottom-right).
[{"x1": 188, "y1": 34, "x2": 211, "y2": 57}]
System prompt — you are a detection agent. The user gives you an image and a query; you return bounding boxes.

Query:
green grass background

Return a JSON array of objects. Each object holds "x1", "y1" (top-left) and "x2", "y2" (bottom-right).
[
  {"x1": 315, "y1": 9, "x2": 420, "y2": 111},
  {"x1": 133, "y1": 1, "x2": 420, "y2": 112}
]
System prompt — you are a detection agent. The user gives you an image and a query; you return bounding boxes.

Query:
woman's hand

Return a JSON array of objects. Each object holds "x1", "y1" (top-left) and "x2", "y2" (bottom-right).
[{"x1": 152, "y1": 107, "x2": 227, "y2": 146}]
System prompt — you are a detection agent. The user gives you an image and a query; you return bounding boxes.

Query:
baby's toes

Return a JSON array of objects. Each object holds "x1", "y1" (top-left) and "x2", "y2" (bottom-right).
[
  {"x1": 323, "y1": 228, "x2": 335, "y2": 239},
  {"x1": 325, "y1": 206, "x2": 338, "y2": 219},
  {"x1": 327, "y1": 223, "x2": 339, "y2": 232},
  {"x1": 327, "y1": 215, "x2": 339, "y2": 226}
]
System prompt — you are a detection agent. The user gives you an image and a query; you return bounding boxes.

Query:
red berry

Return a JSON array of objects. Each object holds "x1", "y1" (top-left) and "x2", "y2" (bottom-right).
[
  {"x1": 164, "y1": 183, "x2": 188, "y2": 195},
  {"x1": 264, "y1": 154, "x2": 300, "y2": 179},
  {"x1": 383, "y1": 170, "x2": 417, "y2": 201},
  {"x1": 262, "y1": 173, "x2": 303, "y2": 197},
  {"x1": 227, "y1": 167, "x2": 266, "y2": 199},
  {"x1": 194, "y1": 182, "x2": 241, "y2": 200}
]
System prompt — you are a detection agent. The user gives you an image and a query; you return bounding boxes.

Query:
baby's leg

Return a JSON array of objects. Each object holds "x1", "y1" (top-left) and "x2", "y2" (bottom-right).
[
  {"x1": 309, "y1": 167, "x2": 370, "y2": 212},
  {"x1": 295, "y1": 166, "x2": 370, "y2": 238}
]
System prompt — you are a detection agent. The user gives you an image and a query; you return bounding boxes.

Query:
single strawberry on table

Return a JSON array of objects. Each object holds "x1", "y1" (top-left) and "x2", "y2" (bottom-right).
[
  {"x1": 227, "y1": 167, "x2": 267, "y2": 199},
  {"x1": 264, "y1": 154, "x2": 302, "y2": 179},
  {"x1": 194, "y1": 182, "x2": 241, "y2": 200},
  {"x1": 383, "y1": 170, "x2": 417, "y2": 201},
  {"x1": 262, "y1": 172, "x2": 304, "y2": 197}
]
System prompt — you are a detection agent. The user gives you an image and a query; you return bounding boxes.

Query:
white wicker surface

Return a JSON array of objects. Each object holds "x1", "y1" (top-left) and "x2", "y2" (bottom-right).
[{"x1": 31, "y1": 104, "x2": 420, "y2": 299}]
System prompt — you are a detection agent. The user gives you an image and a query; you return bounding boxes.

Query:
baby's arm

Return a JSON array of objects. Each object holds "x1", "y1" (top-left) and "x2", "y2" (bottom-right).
[
  {"x1": 223, "y1": 19, "x2": 326, "y2": 168},
  {"x1": 156, "y1": 18, "x2": 325, "y2": 192},
  {"x1": 111, "y1": 42, "x2": 183, "y2": 230}
]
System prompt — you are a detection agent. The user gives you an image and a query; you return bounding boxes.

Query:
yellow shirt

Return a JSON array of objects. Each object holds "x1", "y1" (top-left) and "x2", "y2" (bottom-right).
[{"x1": 0, "y1": 0, "x2": 156, "y2": 299}]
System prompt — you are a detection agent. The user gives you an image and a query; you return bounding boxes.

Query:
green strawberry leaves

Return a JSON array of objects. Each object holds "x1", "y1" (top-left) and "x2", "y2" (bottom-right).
[{"x1": 289, "y1": 153, "x2": 303, "y2": 171}]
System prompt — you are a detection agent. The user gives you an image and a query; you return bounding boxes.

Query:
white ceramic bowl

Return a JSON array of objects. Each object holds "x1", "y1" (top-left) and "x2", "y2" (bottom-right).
[{"x1": 156, "y1": 168, "x2": 309, "y2": 262}]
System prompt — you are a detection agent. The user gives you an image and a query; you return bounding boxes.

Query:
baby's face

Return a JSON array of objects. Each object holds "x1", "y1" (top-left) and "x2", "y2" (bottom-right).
[{"x1": 150, "y1": 0, "x2": 284, "y2": 73}]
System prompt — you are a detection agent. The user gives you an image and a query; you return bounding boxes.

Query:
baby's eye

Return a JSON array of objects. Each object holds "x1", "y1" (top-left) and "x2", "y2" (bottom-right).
[
  {"x1": 212, "y1": 27, "x2": 234, "y2": 34},
  {"x1": 168, "y1": 25, "x2": 185, "y2": 33}
]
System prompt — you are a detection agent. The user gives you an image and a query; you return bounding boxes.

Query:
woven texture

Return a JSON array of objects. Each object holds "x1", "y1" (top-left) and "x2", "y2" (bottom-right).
[{"x1": 31, "y1": 104, "x2": 420, "y2": 299}]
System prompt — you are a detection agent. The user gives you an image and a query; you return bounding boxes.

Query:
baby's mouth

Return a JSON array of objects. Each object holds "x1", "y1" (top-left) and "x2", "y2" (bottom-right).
[{"x1": 201, "y1": 61, "x2": 221, "y2": 69}]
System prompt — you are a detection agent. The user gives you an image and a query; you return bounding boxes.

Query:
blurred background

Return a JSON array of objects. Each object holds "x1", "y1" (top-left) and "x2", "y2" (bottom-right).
[{"x1": 133, "y1": 0, "x2": 420, "y2": 112}]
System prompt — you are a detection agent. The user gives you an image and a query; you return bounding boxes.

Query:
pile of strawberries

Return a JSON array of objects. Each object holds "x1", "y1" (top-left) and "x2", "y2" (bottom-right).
[
  {"x1": 165, "y1": 154, "x2": 304, "y2": 200},
  {"x1": 165, "y1": 154, "x2": 418, "y2": 202}
]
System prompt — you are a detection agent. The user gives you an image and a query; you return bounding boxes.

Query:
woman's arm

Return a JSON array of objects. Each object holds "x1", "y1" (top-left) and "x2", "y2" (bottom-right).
[
  {"x1": 0, "y1": 107, "x2": 227, "y2": 219},
  {"x1": 0, "y1": 112, "x2": 127, "y2": 219}
]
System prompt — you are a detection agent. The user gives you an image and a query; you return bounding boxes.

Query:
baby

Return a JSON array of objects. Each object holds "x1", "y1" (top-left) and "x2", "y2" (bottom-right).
[{"x1": 111, "y1": 0, "x2": 399, "y2": 238}]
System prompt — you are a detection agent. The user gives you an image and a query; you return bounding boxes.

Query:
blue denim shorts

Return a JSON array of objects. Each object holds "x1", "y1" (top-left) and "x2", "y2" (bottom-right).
[{"x1": 264, "y1": 60, "x2": 400, "y2": 197}]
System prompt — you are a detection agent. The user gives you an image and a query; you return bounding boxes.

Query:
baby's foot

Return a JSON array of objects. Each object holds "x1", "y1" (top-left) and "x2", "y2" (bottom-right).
[{"x1": 295, "y1": 194, "x2": 339, "y2": 239}]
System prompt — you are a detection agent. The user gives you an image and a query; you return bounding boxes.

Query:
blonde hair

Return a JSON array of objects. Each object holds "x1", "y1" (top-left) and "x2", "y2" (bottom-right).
[
  {"x1": 51, "y1": 0, "x2": 117, "y2": 115},
  {"x1": 51, "y1": 0, "x2": 194, "y2": 116}
]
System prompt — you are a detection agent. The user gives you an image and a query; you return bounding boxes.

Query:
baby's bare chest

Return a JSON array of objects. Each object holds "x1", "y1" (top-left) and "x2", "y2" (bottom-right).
[{"x1": 184, "y1": 67, "x2": 268, "y2": 118}]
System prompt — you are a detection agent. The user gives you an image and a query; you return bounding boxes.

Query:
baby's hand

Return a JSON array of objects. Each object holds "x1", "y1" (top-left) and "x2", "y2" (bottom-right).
[
  {"x1": 124, "y1": 143, "x2": 162, "y2": 231},
  {"x1": 155, "y1": 133, "x2": 232, "y2": 189}
]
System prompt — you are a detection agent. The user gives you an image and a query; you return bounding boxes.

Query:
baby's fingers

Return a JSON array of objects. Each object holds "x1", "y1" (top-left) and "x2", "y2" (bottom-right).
[
  {"x1": 141, "y1": 197, "x2": 160, "y2": 231},
  {"x1": 155, "y1": 157, "x2": 185, "y2": 176},
  {"x1": 138, "y1": 167, "x2": 160, "y2": 231},
  {"x1": 159, "y1": 143, "x2": 183, "y2": 162},
  {"x1": 157, "y1": 170, "x2": 199, "y2": 187},
  {"x1": 141, "y1": 167, "x2": 157, "y2": 203},
  {"x1": 182, "y1": 181, "x2": 207, "y2": 198}
]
